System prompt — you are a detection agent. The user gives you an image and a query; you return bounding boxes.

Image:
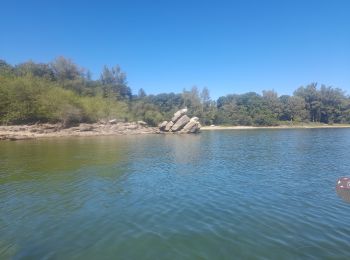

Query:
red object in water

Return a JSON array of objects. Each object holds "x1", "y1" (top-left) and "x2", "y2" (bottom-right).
[{"x1": 336, "y1": 177, "x2": 350, "y2": 203}]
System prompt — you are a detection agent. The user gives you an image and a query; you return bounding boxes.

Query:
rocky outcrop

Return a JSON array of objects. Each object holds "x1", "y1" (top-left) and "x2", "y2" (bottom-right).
[
  {"x1": 165, "y1": 121, "x2": 174, "y2": 131},
  {"x1": 171, "y1": 115, "x2": 190, "y2": 131},
  {"x1": 171, "y1": 108, "x2": 188, "y2": 122},
  {"x1": 0, "y1": 121, "x2": 160, "y2": 141},
  {"x1": 182, "y1": 117, "x2": 202, "y2": 133},
  {"x1": 159, "y1": 121, "x2": 168, "y2": 131},
  {"x1": 159, "y1": 109, "x2": 201, "y2": 133}
]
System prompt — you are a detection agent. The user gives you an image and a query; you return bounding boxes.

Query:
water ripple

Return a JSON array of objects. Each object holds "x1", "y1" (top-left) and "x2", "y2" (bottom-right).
[{"x1": 1, "y1": 131, "x2": 350, "y2": 259}]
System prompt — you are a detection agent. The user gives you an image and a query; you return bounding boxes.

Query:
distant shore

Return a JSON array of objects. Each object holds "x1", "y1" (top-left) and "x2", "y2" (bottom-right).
[
  {"x1": 2, "y1": 122, "x2": 350, "y2": 141},
  {"x1": 201, "y1": 124, "x2": 350, "y2": 130}
]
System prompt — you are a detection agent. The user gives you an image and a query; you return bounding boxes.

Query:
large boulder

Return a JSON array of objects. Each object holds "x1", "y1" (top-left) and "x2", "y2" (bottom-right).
[
  {"x1": 158, "y1": 121, "x2": 168, "y2": 131},
  {"x1": 171, "y1": 115, "x2": 190, "y2": 131},
  {"x1": 171, "y1": 108, "x2": 188, "y2": 123},
  {"x1": 182, "y1": 121, "x2": 196, "y2": 132},
  {"x1": 164, "y1": 121, "x2": 174, "y2": 132},
  {"x1": 189, "y1": 123, "x2": 201, "y2": 133},
  {"x1": 182, "y1": 117, "x2": 201, "y2": 133}
]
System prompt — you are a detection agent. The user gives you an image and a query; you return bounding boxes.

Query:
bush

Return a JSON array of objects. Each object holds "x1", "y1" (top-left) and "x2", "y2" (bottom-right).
[
  {"x1": 144, "y1": 110, "x2": 163, "y2": 126},
  {"x1": 0, "y1": 75, "x2": 131, "y2": 125}
]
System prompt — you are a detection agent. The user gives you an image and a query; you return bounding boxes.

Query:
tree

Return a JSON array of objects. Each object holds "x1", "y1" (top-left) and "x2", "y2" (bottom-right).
[
  {"x1": 294, "y1": 83, "x2": 320, "y2": 122},
  {"x1": 280, "y1": 95, "x2": 308, "y2": 122},
  {"x1": 262, "y1": 90, "x2": 282, "y2": 118},
  {"x1": 100, "y1": 65, "x2": 131, "y2": 100},
  {"x1": 85, "y1": 70, "x2": 92, "y2": 81},
  {"x1": 0, "y1": 60, "x2": 13, "y2": 75},
  {"x1": 2, "y1": 57, "x2": 350, "y2": 127},
  {"x1": 182, "y1": 86, "x2": 202, "y2": 117},
  {"x1": 138, "y1": 88, "x2": 146, "y2": 99},
  {"x1": 200, "y1": 87, "x2": 216, "y2": 125},
  {"x1": 200, "y1": 87, "x2": 210, "y2": 107},
  {"x1": 15, "y1": 61, "x2": 55, "y2": 80},
  {"x1": 51, "y1": 56, "x2": 82, "y2": 81},
  {"x1": 319, "y1": 85, "x2": 345, "y2": 123}
]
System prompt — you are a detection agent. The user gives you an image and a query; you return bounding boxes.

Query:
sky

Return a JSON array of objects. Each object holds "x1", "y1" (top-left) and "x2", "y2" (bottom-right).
[{"x1": 1, "y1": 0, "x2": 349, "y2": 99}]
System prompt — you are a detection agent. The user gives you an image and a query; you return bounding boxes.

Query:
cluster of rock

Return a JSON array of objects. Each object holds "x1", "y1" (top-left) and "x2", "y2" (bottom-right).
[
  {"x1": 0, "y1": 111, "x2": 202, "y2": 141},
  {"x1": 159, "y1": 108, "x2": 201, "y2": 133}
]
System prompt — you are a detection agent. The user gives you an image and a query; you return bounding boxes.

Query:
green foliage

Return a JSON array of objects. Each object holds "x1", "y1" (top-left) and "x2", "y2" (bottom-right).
[
  {"x1": 100, "y1": 65, "x2": 132, "y2": 100},
  {"x1": 0, "y1": 75, "x2": 46, "y2": 124},
  {"x1": 0, "y1": 74, "x2": 131, "y2": 126},
  {"x1": 0, "y1": 57, "x2": 137, "y2": 126},
  {"x1": 144, "y1": 110, "x2": 163, "y2": 126},
  {"x1": 131, "y1": 100, "x2": 165, "y2": 126},
  {"x1": 0, "y1": 60, "x2": 13, "y2": 76},
  {"x1": 215, "y1": 85, "x2": 350, "y2": 126},
  {"x1": 15, "y1": 61, "x2": 55, "y2": 80},
  {"x1": 1, "y1": 57, "x2": 350, "y2": 127},
  {"x1": 51, "y1": 56, "x2": 82, "y2": 81}
]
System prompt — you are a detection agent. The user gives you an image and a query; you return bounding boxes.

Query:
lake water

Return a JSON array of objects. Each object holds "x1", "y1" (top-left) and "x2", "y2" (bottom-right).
[{"x1": 1, "y1": 129, "x2": 350, "y2": 259}]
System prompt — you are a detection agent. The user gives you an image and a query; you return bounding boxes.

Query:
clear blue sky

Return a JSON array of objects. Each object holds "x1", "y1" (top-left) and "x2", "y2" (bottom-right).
[{"x1": 1, "y1": 0, "x2": 349, "y2": 99}]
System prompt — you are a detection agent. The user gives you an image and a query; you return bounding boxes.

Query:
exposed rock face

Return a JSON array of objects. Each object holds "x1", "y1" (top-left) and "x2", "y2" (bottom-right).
[
  {"x1": 0, "y1": 122, "x2": 160, "y2": 141},
  {"x1": 171, "y1": 115, "x2": 190, "y2": 131},
  {"x1": 158, "y1": 121, "x2": 168, "y2": 131},
  {"x1": 182, "y1": 117, "x2": 201, "y2": 133},
  {"x1": 164, "y1": 121, "x2": 174, "y2": 131},
  {"x1": 159, "y1": 109, "x2": 201, "y2": 134},
  {"x1": 171, "y1": 108, "x2": 188, "y2": 123}
]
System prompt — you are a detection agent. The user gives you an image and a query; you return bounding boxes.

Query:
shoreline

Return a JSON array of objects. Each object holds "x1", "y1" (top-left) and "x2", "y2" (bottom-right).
[
  {"x1": 201, "y1": 124, "x2": 350, "y2": 130},
  {"x1": 2, "y1": 122, "x2": 350, "y2": 141},
  {"x1": 0, "y1": 122, "x2": 160, "y2": 141}
]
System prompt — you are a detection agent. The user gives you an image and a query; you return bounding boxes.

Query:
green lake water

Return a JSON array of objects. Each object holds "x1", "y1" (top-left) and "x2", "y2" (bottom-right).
[{"x1": 1, "y1": 129, "x2": 350, "y2": 259}]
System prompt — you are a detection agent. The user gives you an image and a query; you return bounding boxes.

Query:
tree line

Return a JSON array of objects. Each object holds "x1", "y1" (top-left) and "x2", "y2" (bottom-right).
[{"x1": 1, "y1": 57, "x2": 350, "y2": 126}]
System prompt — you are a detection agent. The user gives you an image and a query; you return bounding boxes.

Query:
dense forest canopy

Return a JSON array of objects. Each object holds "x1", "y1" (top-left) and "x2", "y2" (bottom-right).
[{"x1": 1, "y1": 57, "x2": 350, "y2": 126}]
